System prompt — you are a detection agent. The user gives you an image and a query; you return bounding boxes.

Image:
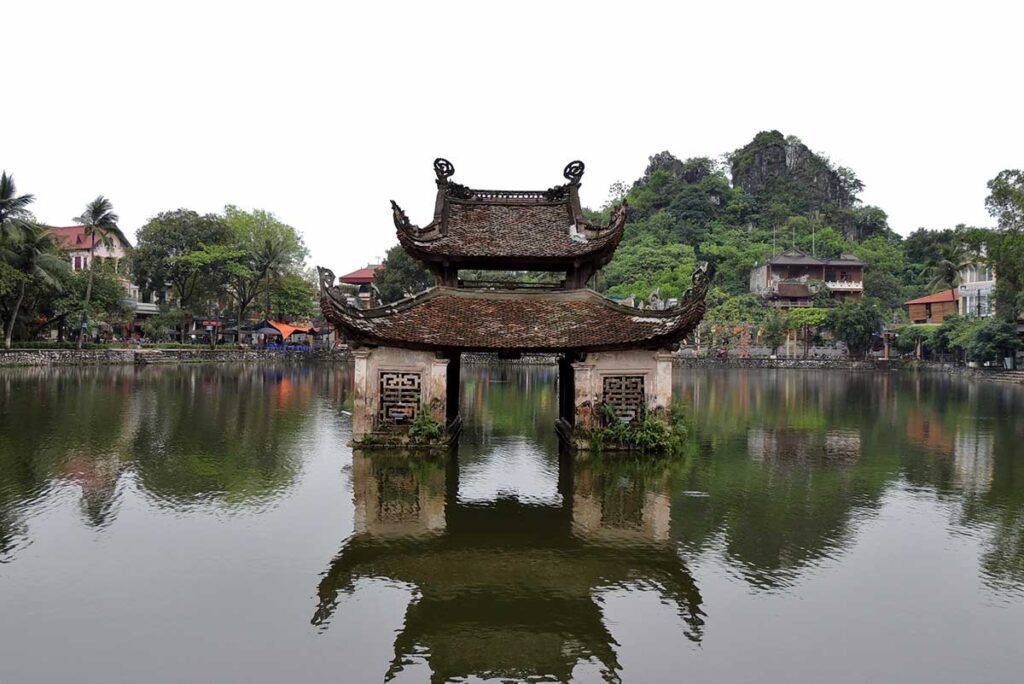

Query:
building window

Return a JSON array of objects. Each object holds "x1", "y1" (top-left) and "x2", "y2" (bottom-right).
[
  {"x1": 602, "y1": 375, "x2": 645, "y2": 422},
  {"x1": 72, "y1": 256, "x2": 81, "y2": 271},
  {"x1": 378, "y1": 372, "x2": 421, "y2": 425}
]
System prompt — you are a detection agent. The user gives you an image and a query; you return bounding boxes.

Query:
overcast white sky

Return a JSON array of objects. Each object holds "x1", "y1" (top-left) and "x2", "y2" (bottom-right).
[{"x1": 5, "y1": 1, "x2": 1022, "y2": 273}]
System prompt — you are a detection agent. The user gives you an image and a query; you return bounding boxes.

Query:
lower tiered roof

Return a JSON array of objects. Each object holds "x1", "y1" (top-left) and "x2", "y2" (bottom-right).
[{"x1": 317, "y1": 265, "x2": 712, "y2": 353}]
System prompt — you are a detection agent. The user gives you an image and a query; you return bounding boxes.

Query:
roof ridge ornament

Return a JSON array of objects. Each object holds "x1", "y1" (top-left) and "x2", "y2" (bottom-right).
[
  {"x1": 563, "y1": 160, "x2": 585, "y2": 184},
  {"x1": 433, "y1": 158, "x2": 455, "y2": 182},
  {"x1": 391, "y1": 200, "x2": 419, "y2": 234}
]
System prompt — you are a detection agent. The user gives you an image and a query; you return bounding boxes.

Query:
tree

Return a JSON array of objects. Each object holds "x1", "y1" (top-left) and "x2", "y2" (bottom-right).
[
  {"x1": 962, "y1": 317, "x2": 1022, "y2": 364},
  {"x1": 788, "y1": 307, "x2": 830, "y2": 358},
  {"x1": 0, "y1": 172, "x2": 36, "y2": 243},
  {"x1": 73, "y1": 196, "x2": 121, "y2": 349},
  {"x1": 134, "y1": 210, "x2": 233, "y2": 341},
  {"x1": 826, "y1": 300, "x2": 883, "y2": 359},
  {"x1": 1, "y1": 226, "x2": 67, "y2": 348},
  {"x1": 985, "y1": 170, "x2": 1024, "y2": 231},
  {"x1": 50, "y1": 268, "x2": 131, "y2": 342},
  {"x1": 985, "y1": 170, "x2": 1024, "y2": 321},
  {"x1": 222, "y1": 206, "x2": 307, "y2": 331},
  {"x1": 374, "y1": 244, "x2": 432, "y2": 304},
  {"x1": 760, "y1": 309, "x2": 787, "y2": 356},
  {"x1": 268, "y1": 271, "x2": 318, "y2": 320},
  {"x1": 924, "y1": 241, "x2": 973, "y2": 292}
]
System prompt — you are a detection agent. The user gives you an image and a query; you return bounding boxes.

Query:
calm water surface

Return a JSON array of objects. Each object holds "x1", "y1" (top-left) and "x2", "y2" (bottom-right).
[{"x1": 1, "y1": 364, "x2": 1023, "y2": 683}]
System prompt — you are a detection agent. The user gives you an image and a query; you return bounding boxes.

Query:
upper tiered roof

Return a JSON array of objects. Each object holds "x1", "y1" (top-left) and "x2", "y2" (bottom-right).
[{"x1": 392, "y1": 159, "x2": 627, "y2": 271}]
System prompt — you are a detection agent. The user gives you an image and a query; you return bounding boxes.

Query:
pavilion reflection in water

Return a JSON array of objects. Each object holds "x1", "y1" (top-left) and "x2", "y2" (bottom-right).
[{"x1": 314, "y1": 450, "x2": 703, "y2": 683}]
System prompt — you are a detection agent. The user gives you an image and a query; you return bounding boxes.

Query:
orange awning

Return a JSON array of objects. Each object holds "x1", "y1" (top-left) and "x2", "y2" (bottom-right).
[{"x1": 268, "y1": 320, "x2": 313, "y2": 340}]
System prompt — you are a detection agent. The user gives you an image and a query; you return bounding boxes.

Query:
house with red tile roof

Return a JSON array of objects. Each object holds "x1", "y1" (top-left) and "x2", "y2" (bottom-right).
[
  {"x1": 905, "y1": 289, "x2": 959, "y2": 324},
  {"x1": 47, "y1": 225, "x2": 158, "y2": 317}
]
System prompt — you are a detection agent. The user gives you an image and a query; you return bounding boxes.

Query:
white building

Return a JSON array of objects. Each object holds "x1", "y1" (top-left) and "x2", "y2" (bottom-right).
[
  {"x1": 48, "y1": 225, "x2": 159, "y2": 317},
  {"x1": 958, "y1": 262, "x2": 995, "y2": 318}
]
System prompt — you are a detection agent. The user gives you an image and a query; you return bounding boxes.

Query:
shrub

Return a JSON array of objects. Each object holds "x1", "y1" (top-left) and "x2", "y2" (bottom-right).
[{"x1": 408, "y1": 411, "x2": 445, "y2": 444}]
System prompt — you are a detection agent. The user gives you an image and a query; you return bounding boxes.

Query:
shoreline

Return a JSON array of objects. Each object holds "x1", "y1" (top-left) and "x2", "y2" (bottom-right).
[
  {"x1": 1, "y1": 349, "x2": 1021, "y2": 386},
  {"x1": 0, "y1": 348, "x2": 350, "y2": 366}
]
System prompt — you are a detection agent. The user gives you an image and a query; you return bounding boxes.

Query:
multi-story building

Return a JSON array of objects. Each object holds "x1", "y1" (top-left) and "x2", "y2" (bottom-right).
[
  {"x1": 958, "y1": 262, "x2": 995, "y2": 318},
  {"x1": 48, "y1": 225, "x2": 159, "y2": 318},
  {"x1": 750, "y1": 248, "x2": 865, "y2": 308}
]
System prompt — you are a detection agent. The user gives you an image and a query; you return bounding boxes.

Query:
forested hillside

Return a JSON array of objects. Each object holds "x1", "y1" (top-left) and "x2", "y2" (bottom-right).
[{"x1": 590, "y1": 130, "x2": 972, "y2": 320}]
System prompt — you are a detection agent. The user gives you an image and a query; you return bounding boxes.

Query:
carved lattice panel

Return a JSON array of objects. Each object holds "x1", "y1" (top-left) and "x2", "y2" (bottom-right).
[
  {"x1": 602, "y1": 375, "x2": 645, "y2": 422},
  {"x1": 378, "y1": 371, "x2": 421, "y2": 424}
]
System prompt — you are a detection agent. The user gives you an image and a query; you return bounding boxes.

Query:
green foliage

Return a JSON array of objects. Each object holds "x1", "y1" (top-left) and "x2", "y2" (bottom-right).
[
  {"x1": 760, "y1": 309, "x2": 787, "y2": 354},
  {"x1": 133, "y1": 209, "x2": 234, "y2": 314},
  {"x1": 374, "y1": 244, "x2": 432, "y2": 304},
  {"x1": 584, "y1": 403, "x2": 686, "y2": 454},
  {"x1": 2, "y1": 225, "x2": 68, "y2": 348},
  {"x1": 787, "y1": 307, "x2": 830, "y2": 329},
  {"x1": 705, "y1": 292, "x2": 769, "y2": 324},
  {"x1": 51, "y1": 269, "x2": 131, "y2": 328},
  {"x1": 604, "y1": 233, "x2": 697, "y2": 299},
  {"x1": 408, "y1": 411, "x2": 445, "y2": 444},
  {"x1": 141, "y1": 306, "x2": 185, "y2": 340},
  {"x1": 0, "y1": 171, "x2": 36, "y2": 243},
  {"x1": 269, "y1": 271, "x2": 318, "y2": 320},
  {"x1": 986, "y1": 169, "x2": 1024, "y2": 231},
  {"x1": 826, "y1": 300, "x2": 883, "y2": 357},
  {"x1": 962, "y1": 317, "x2": 1022, "y2": 363},
  {"x1": 223, "y1": 205, "x2": 308, "y2": 323}
]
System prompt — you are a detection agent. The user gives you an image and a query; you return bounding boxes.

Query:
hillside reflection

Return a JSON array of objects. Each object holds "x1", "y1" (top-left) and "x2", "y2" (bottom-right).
[
  {"x1": 675, "y1": 369, "x2": 1024, "y2": 591},
  {"x1": 2, "y1": 363, "x2": 1023, "y2": 606}
]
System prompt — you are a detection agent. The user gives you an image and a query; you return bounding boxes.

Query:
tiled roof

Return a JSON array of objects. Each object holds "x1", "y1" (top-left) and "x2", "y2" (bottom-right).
[
  {"x1": 768, "y1": 249, "x2": 823, "y2": 266},
  {"x1": 392, "y1": 159, "x2": 626, "y2": 266},
  {"x1": 767, "y1": 249, "x2": 866, "y2": 268},
  {"x1": 905, "y1": 289, "x2": 959, "y2": 305},
  {"x1": 338, "y1": 264, "x2": 381, "y2": 285},
  {"x1": 47, "y1": 225, "x2": 131, "y2": 251},
  {"x1": 318, "y1": 266, "x2": 713, "y2": 352}
]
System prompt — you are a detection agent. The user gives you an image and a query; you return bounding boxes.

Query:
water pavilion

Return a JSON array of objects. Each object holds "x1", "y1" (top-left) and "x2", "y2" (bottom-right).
[{"x1": 318, "y1": 159, "x2": 711, "y2": 447}]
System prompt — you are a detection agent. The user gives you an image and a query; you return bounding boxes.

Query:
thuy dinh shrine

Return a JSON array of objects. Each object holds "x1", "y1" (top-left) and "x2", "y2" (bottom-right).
[{"x1": 318, "y1": 159, "x2": 712, "y2": 449}]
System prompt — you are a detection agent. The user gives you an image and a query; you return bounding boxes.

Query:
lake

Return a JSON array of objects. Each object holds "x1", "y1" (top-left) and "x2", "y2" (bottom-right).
[{"x1": 1, "y1": 364, "x2": 1023, "y2": 683}]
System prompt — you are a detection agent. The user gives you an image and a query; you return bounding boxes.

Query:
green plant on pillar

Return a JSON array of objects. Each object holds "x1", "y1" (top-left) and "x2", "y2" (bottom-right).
[{"x1": 408, "y1": 410, "x2": 445, "y2": 444}]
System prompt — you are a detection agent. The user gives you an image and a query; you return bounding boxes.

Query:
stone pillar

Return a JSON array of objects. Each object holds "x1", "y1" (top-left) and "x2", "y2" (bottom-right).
[
  {"x1": 653, "y1": 351, "x2": 675, "y2": 414},
  {"x1": 427, "y1": 357, "x2": 449, "y2": 423},
  {"x1": 349, "y1": 347, "x2": 446, "y2": 444},
  {"x1": 571, "y1": 359, "x2": 597, "y2": 430},
  {"x1": 351, "y1": 349, "x2": 374, "y2": 439},
  {"x1": 568, "y1": 349, "x2": 672, "y2": 446}
]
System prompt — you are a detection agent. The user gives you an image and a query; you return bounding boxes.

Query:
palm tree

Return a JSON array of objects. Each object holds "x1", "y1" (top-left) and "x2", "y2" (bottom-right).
[
  {"x1": 2, "y1": 226, "x2": 67, "y2": 349},
  {"x1": 73, "y1": 196, "x2": 121, "y2": 349},
  {"x1": 924, "y1": 242, "x2": 973, "y2": 293},
  {"x1": 0, "y1": 172, "x2": 36, "y2": 243}
]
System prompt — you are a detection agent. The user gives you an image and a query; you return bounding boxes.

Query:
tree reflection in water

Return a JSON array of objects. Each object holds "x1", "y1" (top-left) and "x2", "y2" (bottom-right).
[
  {"x1": 0, "y1": 363, "x2": 1023, "y2": 678},
  {"x1": 0, "y1": 365, "x2": 348, "y2": 557},
  {"x1": 314, "y1": 450, "x2": 703, "y2": 683}
]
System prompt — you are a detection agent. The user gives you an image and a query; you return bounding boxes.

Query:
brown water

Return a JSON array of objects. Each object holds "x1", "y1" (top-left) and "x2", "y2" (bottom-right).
[{"x1": 1, "y1": 364, "x2": 1023, "y2": 683}]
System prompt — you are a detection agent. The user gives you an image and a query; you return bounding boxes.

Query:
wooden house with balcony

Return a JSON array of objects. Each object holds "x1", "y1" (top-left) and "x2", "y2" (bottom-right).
[{"x1": 750, "y1": 248, "x2": 865, "y2": 308}]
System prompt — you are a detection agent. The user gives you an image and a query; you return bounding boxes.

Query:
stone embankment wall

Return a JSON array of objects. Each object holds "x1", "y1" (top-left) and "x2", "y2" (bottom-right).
[
  {"x1": 462, "y1": 353, "x2": 559, "y2": 365},
  {"x1": 674, "y1": 357, "x2": 879, "y2": 371},
  {"x1": 0, "y1": 348, "x2": 350, "y2": 367}
]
